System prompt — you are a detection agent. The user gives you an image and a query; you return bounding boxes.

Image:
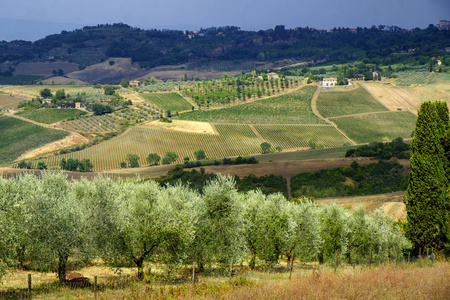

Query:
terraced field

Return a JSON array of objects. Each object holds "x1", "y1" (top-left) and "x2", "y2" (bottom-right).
[
  {"x1": 316, "y1": 85, "x2": 388, "y2": 118},
  {"x1": 254, "y1": 125, "x2": 350, "y2": 149},
  {"x1": 179, "y1": 86, "x2": 324, "y2": 124},
  {"x1": 16, "y1": 109, "x2": 87, "y2": 124},
  {"x1": 331, "y1": 111, "x2": 416, "y2": 143},
  {"x1": 43, "y1": 124, "x2": 262, "y2": 171},
  {"x1": 395, "y1": 72, "x2": 439, "y2": 86},
  {"x1": 140, "y1": 92, "x2": 193, "y2": 112}
]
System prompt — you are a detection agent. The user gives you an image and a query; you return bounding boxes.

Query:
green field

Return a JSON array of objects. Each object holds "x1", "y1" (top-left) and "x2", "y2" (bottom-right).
[
  {"x1": 140, "y1": 92, "x2": 192, "y2": 112},
  {"x1": 0, "y1": 116, "x2": 69, "y2": 164},
  {"x1": 16, "y1": 109, "x2": 87, "y2": 124},
  {"x1": 58, "y1": 114, "x2": 118, "y2": 133},
  {"x1": 43, "y1": 124, "x2": 263, "y2": 171},
  {"x1": 316, "y1": 85, "x2": 388, "y2": 118},
  {"x1": 332, "y1": 111, "x2": 416, "y2": 143},
  {"x1": 255, "y1": 125, "x2": 350, "y2": 149},
  {"x1": 395, "y1": 72, "x2": 439, "y2": 86},
  {"x1": 179, "y1": 86, "x2": 325, "y2": 124},
  {"x1": 0, "y1": 75, "x2": 43, "y2": 85}
]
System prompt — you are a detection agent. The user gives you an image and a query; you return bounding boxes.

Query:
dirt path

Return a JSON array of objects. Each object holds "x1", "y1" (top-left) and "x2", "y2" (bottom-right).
[
  {"x1": 249, "y1": 124, "x2": 265, "y2": 142},
  {"x1": 328, "y1": 110, "x2": 393, "y2": 120},
  {"x1": 310, "y1": 86, "x2": 357, "y2": 145}
]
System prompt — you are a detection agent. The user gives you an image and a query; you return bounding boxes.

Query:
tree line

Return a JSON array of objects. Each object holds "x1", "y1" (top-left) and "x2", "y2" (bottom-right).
[{"x1": 0, "y1": 172, "x2": 410, "y2": 283}]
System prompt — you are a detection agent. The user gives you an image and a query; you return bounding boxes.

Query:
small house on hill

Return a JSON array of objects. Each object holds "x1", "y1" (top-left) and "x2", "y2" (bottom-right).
[
  {"x1": 267, "y1": 72, "x2": 279, "y2": 79},
  {"x1": 75, "y1": 102, "x2": 81, "y2": 109},
  {"x1": 322, "y1": 77, "x2": 337, "y2": 87},
  {"x1": 130, "y1": 80, "x2": 141, "y2": 87},
  {"x1": 42, "y1": 99, "x2": 52, "y2": 105}
]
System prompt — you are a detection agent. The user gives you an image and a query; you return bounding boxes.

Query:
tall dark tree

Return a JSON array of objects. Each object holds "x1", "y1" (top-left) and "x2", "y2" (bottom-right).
[{"x1": 405, "y1": 101, "x2": 449, "y2": 254}]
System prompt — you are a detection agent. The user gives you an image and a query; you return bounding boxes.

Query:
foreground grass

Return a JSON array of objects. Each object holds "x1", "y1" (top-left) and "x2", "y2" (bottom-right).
[
  {"x1": 16, "y1": 109, "x2": 87, "y2": 124},
  {"x1": 1, "y1": 261, "x2": 448, "y2": 299}
]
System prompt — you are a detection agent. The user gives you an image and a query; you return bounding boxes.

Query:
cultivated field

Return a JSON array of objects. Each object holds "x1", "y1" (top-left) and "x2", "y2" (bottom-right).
[
  {"x1": 140, "y1": 92, "x2": 193, "y2": 112},
  {"x1": 0, "y1": 116, "x2": 69, "y2": 164},
  {"x1": 254, "y1": 124, "x2": 349, "y2": 149},
  {"x1": 16, "y1": 109, "x2": 87, "y2": 124},
  {"x1": 316, "y1": 85, "x2": 388, "y2": 118},
  {"x1": 43, "y1": 124, "x2": 263, "y2": 171},
  {"x1": 179, "y1": 86, "x2": 324, "y2": 124},
  {"x1": 57, "y1": 114, "x2": 119, "y2": 133},
  {"x1": 0, "y1": 85, "x2": 103, "y2": 99},
  {"x1": 13, "y1": 61, "x2": 79, "y2": 76},
  {"x1": 395, "y1": 71, "x2": 439, "y2": 86},
  {"x1": 331, "y1": 111, "x2": 416, "y2": 143},
  {"x1": 361, "y1": 82, "x2": 424, "y2": 112},
  {"x1": 0, "y1": 93, "x2": 27, "y2": 110}
]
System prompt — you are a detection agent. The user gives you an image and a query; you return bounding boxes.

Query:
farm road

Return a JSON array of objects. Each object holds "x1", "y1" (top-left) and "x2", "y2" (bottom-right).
[{"x1": 310, "y1": 85, "x2": 357, "y2": 145}]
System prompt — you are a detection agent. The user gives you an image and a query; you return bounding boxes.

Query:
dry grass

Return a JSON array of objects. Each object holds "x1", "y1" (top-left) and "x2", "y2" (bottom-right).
[{"x1": 1, "y1": 261, "x2": 448, "y2": 299}]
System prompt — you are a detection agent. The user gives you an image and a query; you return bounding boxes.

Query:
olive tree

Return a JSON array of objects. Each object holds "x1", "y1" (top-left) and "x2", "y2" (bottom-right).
[
  {"x1": 243, "y1": 191, "x2": 289, "y2": 269},
  {"x1": 285, "y1": 200, "x2": 322, "y2": 266}
]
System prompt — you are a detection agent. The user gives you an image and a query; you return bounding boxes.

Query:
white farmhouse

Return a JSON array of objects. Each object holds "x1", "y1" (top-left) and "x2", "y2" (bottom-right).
[{"x1": 322, "y1": 77, "x2": 337, "y2": 87}]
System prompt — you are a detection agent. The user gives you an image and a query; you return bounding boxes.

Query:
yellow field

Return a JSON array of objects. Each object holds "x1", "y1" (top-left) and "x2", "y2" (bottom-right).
[{"x1": 0, "y1": 85, "x2": 100, "y2": 99}]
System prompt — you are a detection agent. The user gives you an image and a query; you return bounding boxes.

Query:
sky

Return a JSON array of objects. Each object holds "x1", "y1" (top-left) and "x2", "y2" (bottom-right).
[{"x1": 0, "y1": 0, "x2": 449, "y2": 41}]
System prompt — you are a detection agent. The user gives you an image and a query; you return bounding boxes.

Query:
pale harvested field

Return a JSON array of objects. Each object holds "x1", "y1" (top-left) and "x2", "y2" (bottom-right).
[
  {"x1": 40, "y1": 76, "x2": 87, "y2": 85},
  {"x1": 0, "y1": 93, "x2": 28, "y2": 110},
  {"x1": 361, "y1": 82, "x2": 423, "y2": 113},
  {"x1": 0, "y1": 85, "x2": 99, "y2": 99},
  {"x1": 16, "y1": 132, "x2": 89, "y2": 161},
  {"x1": 316, "y1": 191, "x2": 407, "y2": 221},
  {"x1": 142, "y1": 119, "x2": 217, "y2": 134}
]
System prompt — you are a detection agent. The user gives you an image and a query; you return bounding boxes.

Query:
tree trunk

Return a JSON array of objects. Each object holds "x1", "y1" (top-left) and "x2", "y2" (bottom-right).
[
  {"x1": 58, "y1": 251, "x2": 69, "y2": 283},
  {"x1": 249, "y1": 253, "x2": 256, "y2": 270},
  {"x1": 134, "y1": 257, "x2": 145, "y2": 280}
]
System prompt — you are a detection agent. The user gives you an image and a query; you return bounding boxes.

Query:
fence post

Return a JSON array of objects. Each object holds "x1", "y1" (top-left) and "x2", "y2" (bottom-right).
[
  {"x1": 28, "y1": 274, "x2": 32, "y2": 299},
  {"x1": 94, "y1": 276, "x2": 97, "y2": 300}
]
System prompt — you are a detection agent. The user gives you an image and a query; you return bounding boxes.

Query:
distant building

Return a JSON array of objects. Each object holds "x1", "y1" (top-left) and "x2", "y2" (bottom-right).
[
  {"x1": 42, "y1": 99, "x2": 52, "y2": 105},
  {"x1": 445, "y1": 47, "x2": 450, "y2": 53},
  {"x1": 355, "y1": 74, "x2": 365, "y2": 81},
  {"x1": 437, "y1": 20, "x2": 450, "y2": 30},
  {"x1": 75, "y1": 102, "x2": 81, "y2": 109},
  {"x1": 322, "y1": 77, "x2": 337, "y2": 87},
  {"x1": 317, "y1": 29, "x2": 327, "y2": 33},
  {"x1": 349, "y1": 28, "x2": 358, "y2": 34},
  {"x1": 130, "y1": 80, "x2": 141, "y2": 87},
  {"x1": 267, "y1": 72, "x2": 279, "y2": 80}
]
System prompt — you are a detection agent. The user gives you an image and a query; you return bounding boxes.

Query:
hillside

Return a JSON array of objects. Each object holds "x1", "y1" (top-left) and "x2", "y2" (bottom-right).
[{"x1": 0, "y1": 23, "x2": 449, "y2": 84}]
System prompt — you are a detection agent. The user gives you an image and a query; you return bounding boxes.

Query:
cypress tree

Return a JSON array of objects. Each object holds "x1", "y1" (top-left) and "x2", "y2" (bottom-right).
[{"x1": 405, "y1": 101, "x2": 449, "y2": 254}]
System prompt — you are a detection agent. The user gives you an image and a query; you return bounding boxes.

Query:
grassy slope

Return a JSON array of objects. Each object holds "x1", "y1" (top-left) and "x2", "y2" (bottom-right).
[
  {"x1": 332, "y1": 111, "x2": 416, "y2": 143},
  {"x1": 179, "y1": 86, "x2": 324, "y2": 124},
  {"x1": 317, "y1": 85, "x2": 388, "y2": 118},
  {"x1": 140, "y1": 92, "x2": 192, "y2": 111},
  {"x1": 0, "y1": 116, "x2": 69, "y2": 164},
  {"x1": 16, "y1": 109, "x2": 87, "y2": 124}
]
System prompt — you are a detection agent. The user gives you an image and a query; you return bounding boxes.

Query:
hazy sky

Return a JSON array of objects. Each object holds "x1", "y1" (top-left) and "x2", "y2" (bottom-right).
[{"x1": 1, "y1": 0, "x2": 449, "y2": 41}]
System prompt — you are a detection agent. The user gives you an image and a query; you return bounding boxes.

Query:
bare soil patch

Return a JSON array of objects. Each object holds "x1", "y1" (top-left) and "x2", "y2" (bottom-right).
[
  {"x1": 142, "y1": 119, "x2": 216, "y2": 134},
  {"x1": 67, "y1": 58, "x2": 148, "y2": 84},
  {"x1": 40, "y1": 76, "x2": 87, "y2": 85},
  {"x1": 194, "y1": 157, "x2": 379, "y2": 178},
  {"x1": 16, "y1": 133, "x2": 89, "y2": 160}
]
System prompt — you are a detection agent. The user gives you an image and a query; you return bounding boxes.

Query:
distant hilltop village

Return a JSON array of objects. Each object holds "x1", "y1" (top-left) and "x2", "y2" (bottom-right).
[{"x1": 437, "y1": 20, "x2": 450, "y2": 31}]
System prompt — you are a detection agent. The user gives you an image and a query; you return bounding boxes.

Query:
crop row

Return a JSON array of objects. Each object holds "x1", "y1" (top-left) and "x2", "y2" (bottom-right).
[
  {"x1": 43, "y1": 124, "x2": 263, "y2": 171},
  {"x1": 60, "y1": 114, "x2": 118, "y2": 133},
  {"x1": 179, "y1": 86, "x2": 324, "y2": 124},
  {"x1": 255, "y1": 125, "x2": 350, "y2": 149},
  {"x1": 140, "y1": 92, "x2": 193, "y2": 112},
  {"x1": 332, "y1": 111, "x2": 417, "y2": 143},
  {"x1": 395, "y1": 72, "x2": 439, "y2": 86},
  {"x1": 316, "y1": 85, "x2": 388, "y2": 118}
]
